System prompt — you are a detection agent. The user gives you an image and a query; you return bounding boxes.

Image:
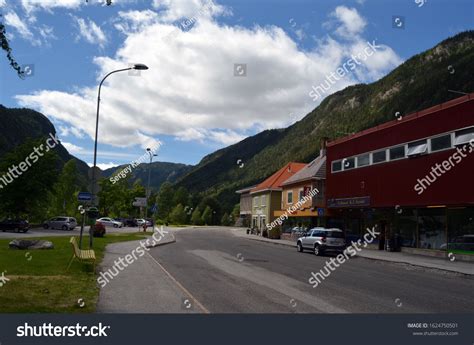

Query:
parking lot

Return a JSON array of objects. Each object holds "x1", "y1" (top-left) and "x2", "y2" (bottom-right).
[{"x1": 0, "y1": 225, "x2": 146, "y2": 239}]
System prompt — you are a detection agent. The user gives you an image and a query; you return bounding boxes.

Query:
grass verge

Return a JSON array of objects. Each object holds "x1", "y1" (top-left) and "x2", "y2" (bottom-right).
[{"x1": 0, "y1": 233, "x2": 148, "y2": 313}]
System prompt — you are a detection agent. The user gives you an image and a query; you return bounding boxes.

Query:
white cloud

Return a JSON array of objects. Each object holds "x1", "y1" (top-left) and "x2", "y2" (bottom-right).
[
  {"x1": 4, "y1": 11, "x2": 40, "y2": 45},
  {"x1": 61, "y1": 141, "x2": 84, "y2": 154},
  {"x1": 72, "y1": 16, "x2": 107, "y2": 48},
  {"x1": 152, "y1": 0, "x2": 229, "y2": 23},
  {"x1": 327, "y1": 6, "x2": 367, "y2": 38},
  {"x1": 114, "y1": 10, "x2": 159, "y2": 34},
  {"x1": 60, "y1": 125, "x2": 85, "y2": 138},
  {"x1": 16, "y1": 3, "x2": 402, "y2": 149},
  {"x1": 0, "y1": 0, "x2": 6, "y2": 7},
  {"x1": 87, "y1": 162, "x2": 119, "y2": 170},
  {"x1": 20, "y1": 0, "x2": 82, "y2": 13}
]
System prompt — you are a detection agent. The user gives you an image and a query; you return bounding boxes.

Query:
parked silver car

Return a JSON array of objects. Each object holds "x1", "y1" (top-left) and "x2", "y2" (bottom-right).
[
  {"x1": 43, "y1": 217, "x2": 77, "y2": 231},
  {"x1": 97, "y1": 217, "x2": 123, "y2": 228},
  {"x1": 296, "y1": 227, "x2": 346, "y2": 255},
  {"x1": 136, "y1": 218, "x2": 152, "y2": 227}
]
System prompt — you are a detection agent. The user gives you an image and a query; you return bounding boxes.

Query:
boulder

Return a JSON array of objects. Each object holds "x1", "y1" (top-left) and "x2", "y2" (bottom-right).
[{"x1": 9, "y1": 239, "x2": 54, "y2": 250}]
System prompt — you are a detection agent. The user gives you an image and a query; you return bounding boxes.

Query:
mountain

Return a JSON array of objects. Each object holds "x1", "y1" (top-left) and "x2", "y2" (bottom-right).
[
  {"x1": 102, "y1": 161, "x2": 193, "y2": 192},
  {"x1": 175, "y1": 31, "x2": 474, "y2": 211},
  {"x1": 0, "y1": 105, "x2": 90, "y2": 187}
]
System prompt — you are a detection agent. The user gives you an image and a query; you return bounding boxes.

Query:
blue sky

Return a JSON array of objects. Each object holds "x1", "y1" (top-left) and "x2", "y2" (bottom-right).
[{"x1": 0, "y1": 0, "x2": 472, "y2": 169}]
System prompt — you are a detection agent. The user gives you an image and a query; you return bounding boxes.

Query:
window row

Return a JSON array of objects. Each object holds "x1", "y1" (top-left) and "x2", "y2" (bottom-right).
[
  {"x1": 332, "y1": 126, "x2": 474, "y2": 173},
  {"x1": 253, "y1": 195, "x2": 267, "y2": 207}
]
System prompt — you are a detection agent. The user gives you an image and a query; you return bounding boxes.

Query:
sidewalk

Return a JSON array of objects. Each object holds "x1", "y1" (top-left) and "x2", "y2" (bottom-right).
[
  {"x1": 96, "y1": 229, "x2": 206, "y2": 313},
  {"x1": 230, "y1": 228, "x2": 474, "y2": 276}
]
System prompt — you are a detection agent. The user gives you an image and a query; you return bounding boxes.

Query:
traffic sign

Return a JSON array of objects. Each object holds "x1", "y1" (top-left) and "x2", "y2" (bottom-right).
[
  {"x1": 78, "y1": 192, "x2": 92, "y2": 202},
  {"x1": 133, "y1": 197, "x2": 147, "y2": 207}
]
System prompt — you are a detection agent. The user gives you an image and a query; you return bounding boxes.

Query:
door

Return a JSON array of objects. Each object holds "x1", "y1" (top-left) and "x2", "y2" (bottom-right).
[
  {"x1": 378, "y1": 221, "x2": 386, "y2": 250},
  {"x1": 302, "y1": 230, "x2": 313, "y2": 248}
]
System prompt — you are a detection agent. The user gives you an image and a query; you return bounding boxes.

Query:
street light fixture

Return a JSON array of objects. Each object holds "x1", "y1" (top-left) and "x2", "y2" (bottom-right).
[
  {"x1": 90, "y1": 63, "x2": 149, "y2": 206},
  {"x1": 145, "y1": 147, "x2": 158, "y2": 219}
]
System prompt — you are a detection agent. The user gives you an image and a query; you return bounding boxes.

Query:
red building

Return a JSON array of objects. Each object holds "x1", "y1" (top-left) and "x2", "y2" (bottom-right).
[{"x1": 326, "y1": 94, "x2": 474, "y2": 259}]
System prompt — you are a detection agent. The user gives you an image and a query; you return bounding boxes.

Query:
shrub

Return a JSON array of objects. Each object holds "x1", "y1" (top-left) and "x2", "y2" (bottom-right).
[
  {"x1": 91, "y1": 222, "x2": 106, "y2": 237},
  {"x1": 170, "y1": 204, "x2": 187, "y2": 225},
  {"x1": 191, "y1": 209, "x2": 203, "y2": 225},
  {"x1": 268, "y1": 228, "x2": 281, "y2": 239}
]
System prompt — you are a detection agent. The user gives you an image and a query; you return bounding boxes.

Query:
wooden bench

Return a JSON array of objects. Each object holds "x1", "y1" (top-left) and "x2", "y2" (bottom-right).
[{"x1": 66, "y1": 237, "x2": 96, "y2": 271}]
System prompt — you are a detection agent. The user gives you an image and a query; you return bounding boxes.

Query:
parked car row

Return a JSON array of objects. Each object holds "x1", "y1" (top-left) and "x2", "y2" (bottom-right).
[
  {"x1": 0, "y1": 215, "x2": 154, "y2": 233},
  {"x1": 296, "y1": 227, "x2": 346, "y2": 256}
]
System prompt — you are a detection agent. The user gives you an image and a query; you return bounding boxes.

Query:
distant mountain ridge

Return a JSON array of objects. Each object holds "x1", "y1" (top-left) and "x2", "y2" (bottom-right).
[
  {"x1": 0, "y1": 105, "x2": 90, "y2": 187},
  {"x1": 0, "y1": 106, "x2": 192, "y2": 192},
  {"x1": 175, "y1": 31, "x2": 474, "y2": 211},
  {"x1": 102, "y1": 161, "x2": 193, "y2": 191}
]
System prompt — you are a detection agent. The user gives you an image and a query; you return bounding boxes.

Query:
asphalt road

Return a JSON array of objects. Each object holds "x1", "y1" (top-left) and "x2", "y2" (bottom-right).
[{"x1": 148, "y1": 227, "x2": 474, "y2": 313}]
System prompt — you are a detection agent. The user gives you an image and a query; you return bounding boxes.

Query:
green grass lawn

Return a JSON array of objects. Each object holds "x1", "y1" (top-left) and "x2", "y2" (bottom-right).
[{"x1": 0, "y1": 233, "x2": 148, "y2": 313}]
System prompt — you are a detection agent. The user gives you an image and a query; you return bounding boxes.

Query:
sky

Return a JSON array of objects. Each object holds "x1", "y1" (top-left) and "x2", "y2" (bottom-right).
[{"x1": 0, "y1": 0, "x2": 472, "y2": 169}]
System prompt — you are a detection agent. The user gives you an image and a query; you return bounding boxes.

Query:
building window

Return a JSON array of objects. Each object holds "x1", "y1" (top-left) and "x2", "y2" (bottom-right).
[
  {"x1": 287, "y1": 191, "x2": 293, "y2": 204},
  {"x1": 253, "y1": 196, "x2": 259, "y2": 208},
  {"x1": 261, "y1": 195, "x2": 266, "y2": 207},
  {"x1": 298, "y1": 189, "x2": 304, "y2": 202},
  {"x1": 454, "y1": 127, "x2": 474, "y2": 146},
  {"x1": 389, "y1": 145, "x2": 405, "y2": 160},
  {"x1": 342, "y1": 157, "x2": 355, "y2": 170},
  {"x1": 407, "y1": 139, "x2": 428, "y2": 157},
  {"x1": 418, "y1": 208, "x2": 446, "y2": 250},
  {"x1": 372, "y1": 150, "x2": 386, "y2": 164},
  {"x1": 447, "y1": 207, "x2": 474, "y2": 254},
  {"x1": 394, "y1": 209, "x2": 417, "y2": 248},
  {"x1": 431, "y1": 134, "x2": 452, "y2": 152},
  {"x1": 357, "y1": 153, "x2": 370, "y2": 167},
  {"x1": 332, "y1": 160, "x2": 342, "y2": 172}
]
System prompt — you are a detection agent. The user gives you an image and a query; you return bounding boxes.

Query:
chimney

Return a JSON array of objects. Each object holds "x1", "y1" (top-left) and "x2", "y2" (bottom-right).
[{"x1": 320, "y1": 137, "x2": 328, "y2": 157}]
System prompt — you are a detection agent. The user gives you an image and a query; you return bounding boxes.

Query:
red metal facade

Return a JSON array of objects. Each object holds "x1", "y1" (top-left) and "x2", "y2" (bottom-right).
[{"x1": 326, "y1": 94, "x2": 474, "y2": 208}]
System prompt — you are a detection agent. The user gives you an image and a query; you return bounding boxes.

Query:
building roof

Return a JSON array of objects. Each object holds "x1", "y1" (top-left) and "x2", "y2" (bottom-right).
[
  {"x1": 251, "y1": 162, "x2": 306, "y2": 194},
  {"x1": 327, "y1": 93, "x2": 474, "y2": 147},
  {"x1": 235, "y1": 185, "x2": 258, "y2": 194},
  {"x1": 281, "y1": 155, "x2": 326, "y2": 186}
]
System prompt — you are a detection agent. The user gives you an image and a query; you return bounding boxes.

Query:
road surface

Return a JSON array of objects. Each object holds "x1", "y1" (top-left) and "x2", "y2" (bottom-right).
[{"x1": 147, "y1": 227, "x2": 474, "y2": 313}]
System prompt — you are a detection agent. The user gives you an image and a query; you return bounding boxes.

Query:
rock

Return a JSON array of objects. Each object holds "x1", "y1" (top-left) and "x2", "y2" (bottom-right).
[{"x1": 9, "y1": 239, "x2": 54, "y2": 250}]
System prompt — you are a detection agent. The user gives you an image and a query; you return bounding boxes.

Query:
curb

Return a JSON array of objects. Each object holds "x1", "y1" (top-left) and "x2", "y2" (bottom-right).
[
  {"x1": 145, "y1": 232, "x2": 176, "y2": 248},
  {"x1": 244, "y1": 236, "x2": 295, "y2": 248},
  {"x1": 354, "y1": 254, "x2": 474, "y2": 276}
]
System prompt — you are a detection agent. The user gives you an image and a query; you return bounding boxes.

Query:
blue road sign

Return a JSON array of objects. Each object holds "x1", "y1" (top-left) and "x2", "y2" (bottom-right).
[
  {"x1": 78, "y1": 192, "x2": 92, "y2": 202},
  {"x1": 317, "y1": 208, "x2": 325, "y2": 216}
]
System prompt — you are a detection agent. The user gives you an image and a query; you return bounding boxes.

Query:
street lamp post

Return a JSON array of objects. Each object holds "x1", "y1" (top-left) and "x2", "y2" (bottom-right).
[
  {"x1": 90, "y1": 63, "x2": 149, "y2": 205},
  {"x1": 145, "y1": 148, "x2": 158, "y2": 219},
  {"x1": 89, "y1": 64, "x2": 148, "y2": 247}
]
